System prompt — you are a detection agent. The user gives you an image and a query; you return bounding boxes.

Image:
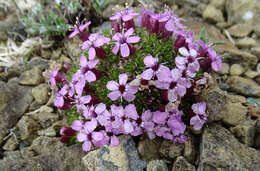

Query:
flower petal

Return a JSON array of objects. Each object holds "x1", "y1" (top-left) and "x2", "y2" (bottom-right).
[
  {"x1": 123, "y1": 93, "x2": 136, "y2": 102},
  {"x1": 123, "y1": 120, "x2": 134, "y2": 133},
  {"x1": 124, "y1": 28, "x2": 134, "y2": 37},
  {"x1": 77, "y1": 132, "x2": 87, "y2": 142},
  {"x1": 88, "y1": 47, "x2": 96, "y2": 60},
  {"x1": 80, "y1": 56, "x2": 87, "y2": 68},
  {"x1": 85, "y1": 71, "x2": 96, "y2": 83},
  {"x1": 71, "y1": 120, "x2": 83, "y2": 131},
  {"x1": 125, "y1": 104, "x2": 138, "y2": 120},
  {"x1": 110, "y1": 135, "x2": 119, "y2": 146},
  {"x1": 95, "y1": 103, "x2": 106, "y2": 114},
  {"x1": 92, "y1": 132, "x2": 104, "y2": 141},
  {"x1": 165, "y1": 19, "x2": 175, "y2": 32},
  {"x1": 69, "y1": 29, "x2": 79, "y2": 38},
  {"x1": 84, "y1": 119, "x2": 97, "y2": 133},
  {"x1": 112, "y1": 43, "x2": 120, "y2": 55},
  {"x1": 143, "y1": 55, "x2": 156, "y2": 67},
  {"x1": 107, "y1": 91, "x2": 121, "y2": 101},
  {"x1": 119, "y1": 73, "x2": 128, "y2": 85},
  {"x1": 179, "y1": 47, "x2": 189, "y2": 56},
  {"x1": 82, "y1": 140, "x2": 91, "y2": 152},
  {"x1": 141, "y1": 68, "x2": 154, "y2": 80},
  {"x1": 106, "y1": 81, "x2": 119, "y2": 91},
  {"x1": 120, "y1": 43, "x2": 130, "y2": 57},
  {"x1": 126, "y1": 36, "x2": 140, "y2": 43}
]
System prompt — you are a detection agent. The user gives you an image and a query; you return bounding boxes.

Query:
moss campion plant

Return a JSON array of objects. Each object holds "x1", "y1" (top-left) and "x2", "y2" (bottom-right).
[{"x1": 50, "y1": 8, "x2": 222, "y2": 152}]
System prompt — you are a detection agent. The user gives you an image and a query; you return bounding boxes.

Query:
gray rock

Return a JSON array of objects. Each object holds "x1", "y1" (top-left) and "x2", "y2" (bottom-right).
[
  {"x1": 31, "y1": 83, "x2": 49, "y2": 105},
  {"x1": 82, "y1": 135, "x2": 146, "y2": 171},
  {"x1": 226, "y1": 0, "x2": 260, "y2": 25},
  {"x1": 203, "y1": 5, "x2": 224, "y2": 23},
  {"x1": 172, "y1": 156, "x2": 196, "y2": 171},
  {"x1": 254, "y1": 24, "x2": 260, "y2": 37},
  {"x1": 0, "y1": 78, "x2": 33, "y2": 144},
  {"x1": 198, "y1": 124, "x2": 260, "y2": 171},
  {"x1": 2, "y1": 136, "x2": 18, "y2": 151},
  {"x1": 147, "y1": 160, "x2": 168, "y2": 171},
  {"x1": 19, "y1": 67, "x2": 43, "y2": 86},
  {"x1": 230, "y1": 120, "x2": 256, "y2": 146},
  {"x1": 64, "y1": 37, "x2": 82, "y2": 59},
  {"x1": 218, "y1": 62, "x2": 229, "y2": 75},
  {"x1": 31, "y1": 112, "x2": 59, "y2": 128},
  {"x1": 137, "y1": 137, "x2": 162, "y2": 162},
  {"x1": 184, "y1": 133, "x2": 196, "y2": 164},
  {"x1": 0, "y1": 14, "x2": 19, "y2": 41},
  {"x1": 159, "y1": 140, "x2": 184, "y2": 159},
  {"x1": 251, "y1": 47, "x2": 260, "y2": 57},
  {"x1": 0, "y1": 136, "x2": 86, "y2": 171},
  {"x1": 236, "y1": 37, "x2": 257, "y2": 48},
  {"x1": 27, "y1": 57, "x2": 49, "y2": 70},
  {"x1": 227, "y1": 76, "x2": 260, "y2": 97},
  {"x1": 230, "y1": 64, "x2": 245, "y2": 76},
  {"x1": 227, "y1": 23, "x2": 253, "y2": 38},
  {"x1": 221, "y1": 102, "x2": 247, "y2": 126},
  {"x1": 16, "y1": 116, "x2": 41, "y2": 142},
  {"x1": 209, "y1": 0, "x2": 226, "y2": 10},
  {"x1": 225, "y1": 49, "x2": 258, "y2": 68},
  {"x1": 244, "y1": 69, "x2": 259, "y2": 79}
]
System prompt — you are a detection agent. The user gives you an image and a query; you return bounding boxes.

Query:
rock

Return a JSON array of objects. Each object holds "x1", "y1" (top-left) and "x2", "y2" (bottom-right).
[
  {"x1": 251, "y1": 47, "x2": 260, "y2": 56},
  {"x1": 197, "y1": 86, "x2": 227, "y2": 122},
  {"x1": 40, "y1": 49, "x2": 52, "y2": 59},
  {"x1": 19, "y1": 67, "x2": 43, "y2": 86},
  {"x1": 227, "y1": 93, "x2": 247, "y2": 103},
  {"x1": 226, "y1": 0, "x2": 260, "y2": 24},
  {"x1": 0, "y1": 136, "x2": 86, "y2": 171},
  {"x1": 137, "y1": 137, "x2": 162, "y2": 162},
  {"x1": 254, "y1": 24, "x2": 260, "y2": 37},
  {"x1": 236, "y1": 37, "x2": 257, "y2": 48},
  {"x1": 203, "y1": 5, "x2": 224, "y2": 23},
  {"x1": 254, "y1": 134, "x2": 260, "y2": 148},
  {"x1": 225, "y1": 49, "x2": 258, "y2": 68},
  {"x1": 37, "y1": 127, "x2": 56, "y2": 137},
  {"x1": 209, "y1": 0, "x2": 226, "y2": 10},
  {"x1": 64, "y1": 37, "x2": 82, "y2": 59},
  {"x1": 31, "y1": 112, "x2": 59, "y2": 128},
  {"x1": 218, "y1": 62, "x2": 229, "y2": 75},
  {"x1": 3, "y1": 136, "x2": 18, "y2": 151},
  {"x1": 230, "y1": 120, "x2": 256, "y2": 146},
  {"x1": 0, "y1": 78, "x2": 33, "y2": 144},
  {"x1": 82, "y1": 135, "x2": 146, "y2": 171},
  {"x1": 244, "y1": 69, "x2": 259, "y2": 79},
  {"x1": 147, "y1": 160, "x2": 168, "y2": 171},
  {"x1": 0, "y1": 14, "x2": 19, "y2": 41},
  {"x1": 28, "y1": 101, "x2": 41, "y2": 111},
  {"x1": 221, "y1": 102, "x2": 247, "y2": 126},
  {"x1": 227, "y1": 23, "x2": 253, "y2": 38},
  {"x1": 172, "y1": 156, "x2": 196, "y2": 171},
  {"x1": 198, "y1": 124, "x2": 260, "y2": 171},
  {"x1": 159, "y1": 140, "x2": 184, "y2": 159},
  {"x1": 247, "y1": 97, "x2": 260, "y2": 107},
  {"x1": 230, "y1": 64, "x2": 245, "y2": 76},
  {"x1": 16, "y1": 116, "x2": 41, "y2": 142},
  {"x1": 184, "y1": 133, "x2": 196, "y2": 164},
  {"x1": 227, "y1": 76, "x2": 260, "y2": 97},
  {"x1": 6, "y1": 66, "x2": 25, "y2": 79},
  {"x1": 27, "y1": 57, "x2": 49, "y2": 70},
  {"x1": 31, "y1": 83, "x2": 49, "y2": 105}
]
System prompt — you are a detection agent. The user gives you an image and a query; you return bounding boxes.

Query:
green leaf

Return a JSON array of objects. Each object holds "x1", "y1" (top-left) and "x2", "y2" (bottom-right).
[{"x1": 199, "y1": 27, "x2": 209, "y2": 43}]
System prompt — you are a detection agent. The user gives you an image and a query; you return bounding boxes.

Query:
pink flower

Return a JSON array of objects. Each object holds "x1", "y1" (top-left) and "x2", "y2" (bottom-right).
[
  {"x1": 167, "y1": 110, "x2": 186, "y2": 136},
  {"x1": 190, "y1": 102, "x2": 207, "y2": 130},
  {"x1": 82, "y1": 33, "x2": 110, "y2": 60},
  {"x1": 69, "y1": 21, "x2": 91, "y2": 41},
  {"x1": 159, "y1": 10, "x2": 183, "y2": 33},
  {"x1": 79, "y1": 55, "x2": 99, "y2": 83},
  {"x1": 152, "y1": 111, "x2": 168, "y2": 125},
  {"x1": 75, "y1": 95, "x2": 92, "y2": 113},
  {"x1": 49, "y1": 65, "x2": 66, "y2": 89},
  {"x1": 112, "y1": 28, "x2": 140, "y2": 57},
  {"x1": 141, "y1": 55, "x2": 171, "y2": 82},
  {"x1": 208, "y1": 48, "x2": 222, "y2": 72},
  {"x1": 106, "y1": 73, "x2": 138, "y2": 102}
]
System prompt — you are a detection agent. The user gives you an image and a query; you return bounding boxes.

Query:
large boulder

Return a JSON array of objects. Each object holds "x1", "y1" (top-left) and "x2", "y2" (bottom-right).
[{"x1": 198, "y1": 124, "x2": 260, "y2": 171}]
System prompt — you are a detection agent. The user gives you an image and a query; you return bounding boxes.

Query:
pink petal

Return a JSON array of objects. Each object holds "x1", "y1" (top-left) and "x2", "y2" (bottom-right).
[
  {"x1": 82, "y1": 140, "x2": 91, "y2": 152},
  {"x1": 88, "y1": 47, "x2": 96, "y2": 60},
  {"x1": 77, "y1": 132, "x2": 87, "y2": 142},
  {"x1": 92, "y1": 132, "x2": 104, "y2": 141},
  {"x1": 80, "y1": 56, "x2": 87, "y2": 67},
  {"x1": 125, "y1": 104, "x2": 138, "y2": 120},
  {"x1": 168, "y1": 90, "x2": 178, "y2": 102},
  {"x1": 122, "y1": 14, "x2": 133, "y2": 21},
  {"x1": 156, "y1": 66, "x2": 171, "y2": 82},
  {"x1": 141, "y1": 110, "x2": 152, "y2": 121},
  {"x1": 120, "y1": 43, "x2": 130, "y2": 57},
  {"x1": 54, "y1": 96, "x2": 64, "y2": 108},
  {"x1": 107, "y1": 91, "x2": 121, "y2": 101},
  {"x1": 110, "y1": 135, "x2": 119, "y2": 146},
  {"x1": 126, "y1": 36, "x2": 140, "y2": 43},
  {"x1": 126, "y1": 85, "x2": 138, "y2": 94},
  {"x1": 87, "y1": 59, "x2": 99, "y2": 69},
  {"x1": 112, "y1": 43, "x2": 120, "y2": 55},
  {"x1": 69, "y1": 30, "x2": 79, "y2": 38},
  {"x1": 72, "y1": 120, "x2": 83, "y2": 131},
  {"x1": 84, "y1": 119, "x2": 97, "y2": 133},
  {"x1": 141, "y1": 69, "x2": 154, "y2": 80},
  {"x1": 109, "y1": 13, "x2": 121, "y2": 20},
  {"x1": 95, "y1": 103, "x2": 106, "y2": 114},
  {"x1": 79, "y1": 21, "x2": 91, "y2": 31},
  {"x1": 124, "y1": 28, "x2": 134, "y2": 37},
  {"x1": 106, "y1": 81, "x2": 119, "y2": 91},
  {"x1": 165, "y1": 19, "x2": 175, "y2": 32},
  {"x1": 123, "y1": 120, "x2": 134, "y2": 133},
  {"x1": 152, "y1": 111, "x2": 168, "y2": 124},
  {"x1": 80, "y1": 95, "x2": 91, "y2": 104},
  {"x1": 119, "y1": 73, "x2": 128, "y2": 85},
  {"x1": 85, "y1": 71, "x2": 96, "y2": 82},
  {"x1": 155, "y1": 81, "x2": 169, "y2": 89},
  {"x1": 179, "y1": 47, "x2": 189, "y2": 57},
  {"x1": 82, "y1": 41, "x2": 91, "y2": 50},
  {"x1": 190, "y1": 49, "x2": 197, "y2": 57},
  {"x1": 143, "y1": 55, "x2": 157, "y2": 67},
  {"x1": 123, "y1": 93, "x2": 136, "y2": 102},
  {"x1": 112, "y1": 33, "x2": 122, "y2": 41}
]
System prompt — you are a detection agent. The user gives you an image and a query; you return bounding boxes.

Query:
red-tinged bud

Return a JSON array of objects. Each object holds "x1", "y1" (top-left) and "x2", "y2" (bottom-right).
[{"x1": 59, "y1": 135, "x2": 71, "y2": 144}]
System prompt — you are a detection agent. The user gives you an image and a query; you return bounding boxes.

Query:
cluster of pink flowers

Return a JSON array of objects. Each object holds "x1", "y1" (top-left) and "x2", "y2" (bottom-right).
[{"x1": 50, "y1": 8, "x2": 222, "y2": 152}]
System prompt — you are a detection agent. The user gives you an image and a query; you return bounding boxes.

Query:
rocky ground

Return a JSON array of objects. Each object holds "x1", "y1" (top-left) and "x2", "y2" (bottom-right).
[{"x1": 1, "y1": 0, "x2": 260, "y2": 170}]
